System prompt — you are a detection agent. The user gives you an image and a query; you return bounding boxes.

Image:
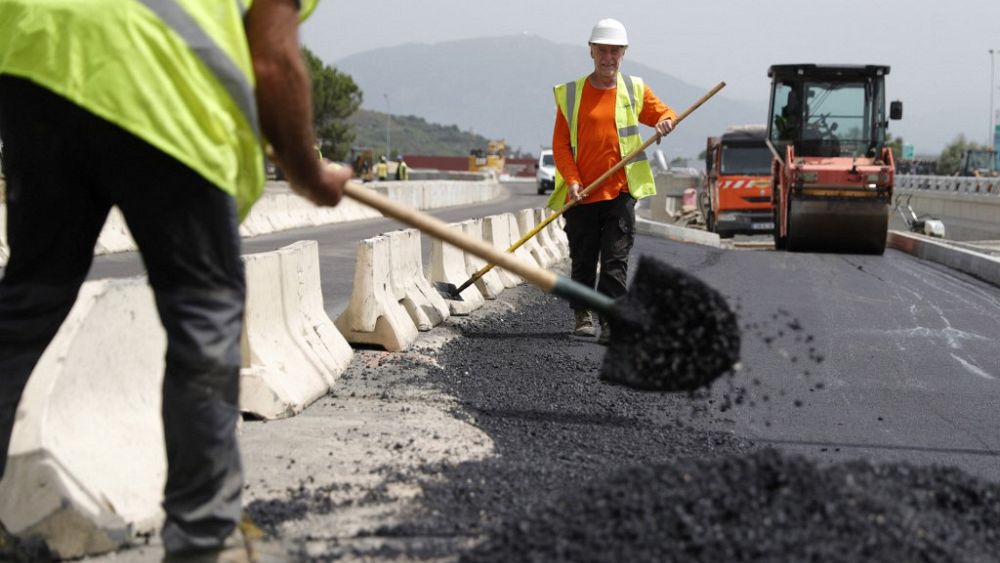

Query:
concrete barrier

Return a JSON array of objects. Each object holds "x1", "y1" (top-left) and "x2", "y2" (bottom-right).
[
  {"x1": 240, "y1": 241, "x2": 352, "y2": 419},
  {"x1": 386, "y1": 229, "x2": 449, "y2": 331},
  {"x1": 276, "y1": 240, "x2": 354, "y2": 376},
  {"x1": 482, "y1": 214, "x2": 523, "y2": 288},
  {"x1": 334, "y1": 235, "x2": 419, "y2": 351},
  {"x1": 533, "y1": 208, "x2": 565, "y2": 262},
  {"x1": 460, "y1": 219, "x2": 506, "y2": 300},
  {"x1": 888, "y1": 230, "x2": 1000, "y2": 288},
  {"x1": 648, "y1": 173, "x2": 701, "y2": 222},
  {"x1": 0, "y1": 278, "x2": 166, "y2": 559},
  {"x1": 516, "y1": 209, "x2": 553, "y2": 268},
  {"x1": 429, "y1": 223, "x2": 485, "y2": 315},
  {"x1": 545, "y1": 209, "x2": 570, "y2": 257},
  {"x1": 93, "y1": 208, "x2": 136, "y2": 255}
]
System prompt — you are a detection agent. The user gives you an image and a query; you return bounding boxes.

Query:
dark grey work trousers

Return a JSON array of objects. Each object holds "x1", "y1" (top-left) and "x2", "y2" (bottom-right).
[
  {"x1": 562, "y1": 191, "x2": 636, "y2": 309},
  {"x1": 0, "y1": 76, "x2": 245, "y2": 554}
]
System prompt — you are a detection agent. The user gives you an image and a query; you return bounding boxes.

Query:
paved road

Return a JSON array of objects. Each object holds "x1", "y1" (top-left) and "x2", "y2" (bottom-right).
[{"x1": 637, "y1": 235, "x2": 1000, "y2": 481}]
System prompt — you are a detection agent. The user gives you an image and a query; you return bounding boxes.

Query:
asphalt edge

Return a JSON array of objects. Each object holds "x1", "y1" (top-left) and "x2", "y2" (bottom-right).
[{"x1": 888, "y1": 230, "x2": 1000, "y2": 288}]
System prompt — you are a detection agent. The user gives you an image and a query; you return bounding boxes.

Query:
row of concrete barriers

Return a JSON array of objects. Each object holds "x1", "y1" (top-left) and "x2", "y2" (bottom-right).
[
  {"x1": 0, "y1": 175, "x2": 504, "y2": 265},
  {"x1": 335, "y1": 208, "x2": 569, "y2": 351},
  {"x1": 0, "y1": 204, "x2": 566, "y2": 558}
]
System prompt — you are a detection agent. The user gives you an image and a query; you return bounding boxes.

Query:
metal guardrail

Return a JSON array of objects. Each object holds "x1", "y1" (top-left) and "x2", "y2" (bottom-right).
[{"x1": 896, "y1": 174, "x2": 1000, "y2": 196}]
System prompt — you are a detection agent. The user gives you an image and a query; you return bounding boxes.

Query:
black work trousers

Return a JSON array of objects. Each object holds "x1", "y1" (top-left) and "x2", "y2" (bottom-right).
[
  {"x1": 562, "y1": 191, "x2": 636, "y2": 309},
  {"x1": 0, "y1": 76, "x2": 245, "y2": 554}
]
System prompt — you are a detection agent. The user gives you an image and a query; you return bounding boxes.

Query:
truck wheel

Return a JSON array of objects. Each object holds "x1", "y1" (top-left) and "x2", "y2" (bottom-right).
[
  {"x1": 537, "y1": 183, "x2": 546, "y2": 195},
  {"x1": 705, "y1": 210, "x2": 716, "y2": 233}
]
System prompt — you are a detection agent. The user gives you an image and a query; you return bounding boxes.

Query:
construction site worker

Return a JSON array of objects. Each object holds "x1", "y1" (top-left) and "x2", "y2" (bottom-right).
[
  {"x1": 395, "y1": 155, "x2": 409, "y2": 181},
  {"x1": 548, "y1": 18, "x2": 677, "y2": 345},
  {"x1": 0, "y1": 0, "x2": 350, "y2": 560},
  {"x1": 376, "y1": 155, "x2": 389, "y2": 181}
]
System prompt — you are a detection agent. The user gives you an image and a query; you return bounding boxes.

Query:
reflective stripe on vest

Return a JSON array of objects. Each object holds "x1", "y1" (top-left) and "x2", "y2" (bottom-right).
[
  {"x1": 137, "y1": 0, "x2": 260, "y2": 139},
  {"x1": 547, "y1": 73, "x2": 656, "y2": 211}
]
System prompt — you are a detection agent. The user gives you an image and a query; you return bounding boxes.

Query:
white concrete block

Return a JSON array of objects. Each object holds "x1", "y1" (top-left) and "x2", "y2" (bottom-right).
[
  {"x1": 277, "y1": 241, "x2": 353, "y2": 378},
  {"x1": 0, "y1": 278, "x2": 167, "y2": 559},
  {"x1": 240, "y1": 245, "x2": 342, "y2": 419},
  {"x1": 533, "y1": 208, "x2": 564, "y2": 263},
  {"x1": 94, "y1": 207, "x2": 137, "y2": 255},
  {"x1": 334, "y1": 236, "x2": 419, "y2": 351},
  {"x1": 481, "y1": 214, "x2": 523, "y2": 288},
  {"x1": 516, "y1": 208, "x2": 552, "y2": 268},
  {"x1": 460, "y1": 219, "x2": 505, "y2": 300},
  {"x1": 429, "y1": 223, "x2": 485, "y2": 315},
  {"x1": 386, "y1": 229, "x2": 449, "y2": 331},
  {"x1": 539, "y1": 208, "x2": 569, "y2": 258}
]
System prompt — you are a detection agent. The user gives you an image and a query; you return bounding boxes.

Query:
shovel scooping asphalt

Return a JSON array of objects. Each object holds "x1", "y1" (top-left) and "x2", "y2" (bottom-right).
[
  {"x1": 449, "y1": 81, "x2": 727, "y2": 298},
  {"x1": 340, "y1": 180, "x2": 740, "y2": 392}
]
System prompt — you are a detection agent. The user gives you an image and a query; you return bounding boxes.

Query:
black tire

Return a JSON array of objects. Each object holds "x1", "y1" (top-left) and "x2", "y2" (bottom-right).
[{"x1": 705, "y1": 209, "x2": 716, "y2": 233}]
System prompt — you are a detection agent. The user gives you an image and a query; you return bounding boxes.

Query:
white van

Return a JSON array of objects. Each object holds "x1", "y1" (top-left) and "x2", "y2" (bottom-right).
[{"x1": 536, "y1": 149, "x2": 555, "y2": 195}]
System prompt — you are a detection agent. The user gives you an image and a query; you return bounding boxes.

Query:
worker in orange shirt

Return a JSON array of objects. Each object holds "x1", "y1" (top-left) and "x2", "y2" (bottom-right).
[{"x1": 548, "y1": 18, "x2": 677, "y2": 344}]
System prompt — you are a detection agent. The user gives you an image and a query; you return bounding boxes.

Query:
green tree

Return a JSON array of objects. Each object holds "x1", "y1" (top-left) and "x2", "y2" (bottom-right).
[
  {"x1": 936, "y1": 134, "x2": 990, "y2": 176},
  {"x1": 302, "y1": 48, "x2": 362, "y2": 161},
  {"x1": 886, "y1": 132, "x2": 903, "y2": 161}
]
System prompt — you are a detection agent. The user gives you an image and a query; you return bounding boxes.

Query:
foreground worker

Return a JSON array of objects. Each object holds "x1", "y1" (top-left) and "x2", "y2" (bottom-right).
[
  {"x1": 0, "y1": 0, "x2": 350, "y2": 560},
  {"x1": 549, "y1": 18, "x2": 677, "y2": 344}
]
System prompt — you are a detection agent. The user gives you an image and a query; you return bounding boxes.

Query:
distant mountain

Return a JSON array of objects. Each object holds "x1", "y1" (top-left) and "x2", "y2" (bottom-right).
[
  {"x1": 347, "y1": 109, "x2": 499, "y2": 158},
  {"x1": 335, "y1": 34, "x2": 765, "y2": 158}
]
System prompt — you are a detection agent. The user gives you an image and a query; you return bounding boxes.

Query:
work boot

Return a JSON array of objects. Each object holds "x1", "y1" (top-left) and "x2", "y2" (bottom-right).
[
  {"x1": 598, "y1": 316, "x2": 611, "y2": 346},
  {"x1": 162, "y1": 518, "x2": 287, "y2": 563},
  {"x1": 573, "y1": 309, "x2": 595, "y2": 337}
]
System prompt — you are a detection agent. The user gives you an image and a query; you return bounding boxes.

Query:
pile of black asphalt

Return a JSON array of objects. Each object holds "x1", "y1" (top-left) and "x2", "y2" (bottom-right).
[
  {"x1": 251, "y1": 282, "x2": 999, "y2": 562},
  {"x1": 602, "y1": 254, "x2": 741, "y2": 391},
  {"x1": 464, "y1": 447, "x2": 1000, "y2": 562}
]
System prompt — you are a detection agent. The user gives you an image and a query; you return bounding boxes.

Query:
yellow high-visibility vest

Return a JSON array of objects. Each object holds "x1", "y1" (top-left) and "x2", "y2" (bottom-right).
[
  {"x1": 547, "y1": 73, "x2": 656, "y2": 211},
  {"x1": 0, "y1": 0, "x2": 319, "y2": 220}
]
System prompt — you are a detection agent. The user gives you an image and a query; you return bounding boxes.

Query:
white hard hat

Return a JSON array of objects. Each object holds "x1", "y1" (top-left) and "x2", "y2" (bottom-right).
[{"x1": 589, "y1": 18, "x2": 628, "y2": 46}]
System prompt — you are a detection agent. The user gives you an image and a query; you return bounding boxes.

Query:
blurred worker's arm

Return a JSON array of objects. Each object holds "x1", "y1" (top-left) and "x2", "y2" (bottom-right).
[
  {"x1": 552, "y1": 110, "x2": 583, "y2": 201},
  {"x1": 640, "y1": 85, "x2": 678, "y2": 138},
  {"x1": 245, "y1": 0, "x2": 349, "y2": 206}
]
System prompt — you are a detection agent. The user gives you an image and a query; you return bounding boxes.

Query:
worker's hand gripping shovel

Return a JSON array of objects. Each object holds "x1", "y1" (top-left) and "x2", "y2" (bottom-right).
[
  {"x1": 338, "y1": 172, "x2": 740, "y2": 393},
  {"x1": 444, "y1": 81, "x2": 727, "y2": 301}
]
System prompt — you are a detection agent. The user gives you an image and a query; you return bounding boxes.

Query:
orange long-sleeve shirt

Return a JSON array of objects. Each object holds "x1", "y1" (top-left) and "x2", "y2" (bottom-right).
[{"x1": 552, "y1": 78, "x2": 677, "y2": 205}]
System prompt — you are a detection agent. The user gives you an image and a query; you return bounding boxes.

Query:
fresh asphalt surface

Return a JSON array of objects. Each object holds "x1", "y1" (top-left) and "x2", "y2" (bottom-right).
[{"x1": 74, "y1": 179, "x2": 1000, "y2": 560}]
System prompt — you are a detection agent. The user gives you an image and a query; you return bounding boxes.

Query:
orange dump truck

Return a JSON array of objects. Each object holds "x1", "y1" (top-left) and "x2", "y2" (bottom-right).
[{"x1": 703, "y1": 125, "x2": 774, "y2": 237}]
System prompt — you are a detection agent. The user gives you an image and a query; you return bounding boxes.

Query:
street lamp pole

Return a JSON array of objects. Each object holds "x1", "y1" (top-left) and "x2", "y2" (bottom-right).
[
  {"x1": 383, "y1": 93, "x2": 391, "y2": 159},
  {"x1": 990, "y1": 50, "x2": 996, "y2": 148}
]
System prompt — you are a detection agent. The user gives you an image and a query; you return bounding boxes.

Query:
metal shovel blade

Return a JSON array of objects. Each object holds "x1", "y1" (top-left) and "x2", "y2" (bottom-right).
[{"x1": 435, "y1": 281, "x2": 464, "y2": 301}]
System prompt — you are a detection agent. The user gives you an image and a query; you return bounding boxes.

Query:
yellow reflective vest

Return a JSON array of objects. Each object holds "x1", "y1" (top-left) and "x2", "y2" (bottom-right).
[
  {"x1": 0, "y1": 0, "x2": 319, "y2": 220},
  {"x1": 547, "y1": 73, "x2": 656, "y2": 212}
]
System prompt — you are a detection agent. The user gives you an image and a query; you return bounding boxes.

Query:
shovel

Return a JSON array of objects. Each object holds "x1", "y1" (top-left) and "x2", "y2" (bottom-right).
[
  {"x1": 448, "y1": 81, "x2": 727, "y2": 299},
  {"x1": 341, "y1": 179, "x2": 740, "y2": 392}
]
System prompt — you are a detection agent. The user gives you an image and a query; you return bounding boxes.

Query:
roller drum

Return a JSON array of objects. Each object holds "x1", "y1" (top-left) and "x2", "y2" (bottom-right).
[{"x1": 786, "y1": 197, "x2": 888, "y2": 254}]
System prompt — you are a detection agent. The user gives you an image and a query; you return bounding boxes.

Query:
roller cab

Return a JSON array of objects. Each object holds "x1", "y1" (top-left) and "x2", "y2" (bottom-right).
[{"x1": 766, "y1": 64, "x2": 903, "y2": 254}]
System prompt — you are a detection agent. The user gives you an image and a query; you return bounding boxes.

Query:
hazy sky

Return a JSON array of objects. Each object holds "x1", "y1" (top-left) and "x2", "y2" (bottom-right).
[{"x1": 302, "y1": 0, "x2": 1000, "y2": 155}]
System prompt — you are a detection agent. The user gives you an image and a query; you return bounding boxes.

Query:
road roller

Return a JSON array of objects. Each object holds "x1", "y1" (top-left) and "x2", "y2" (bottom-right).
[{"x1": 765, "y1": 64, "x2": 903, "y2": 254}]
